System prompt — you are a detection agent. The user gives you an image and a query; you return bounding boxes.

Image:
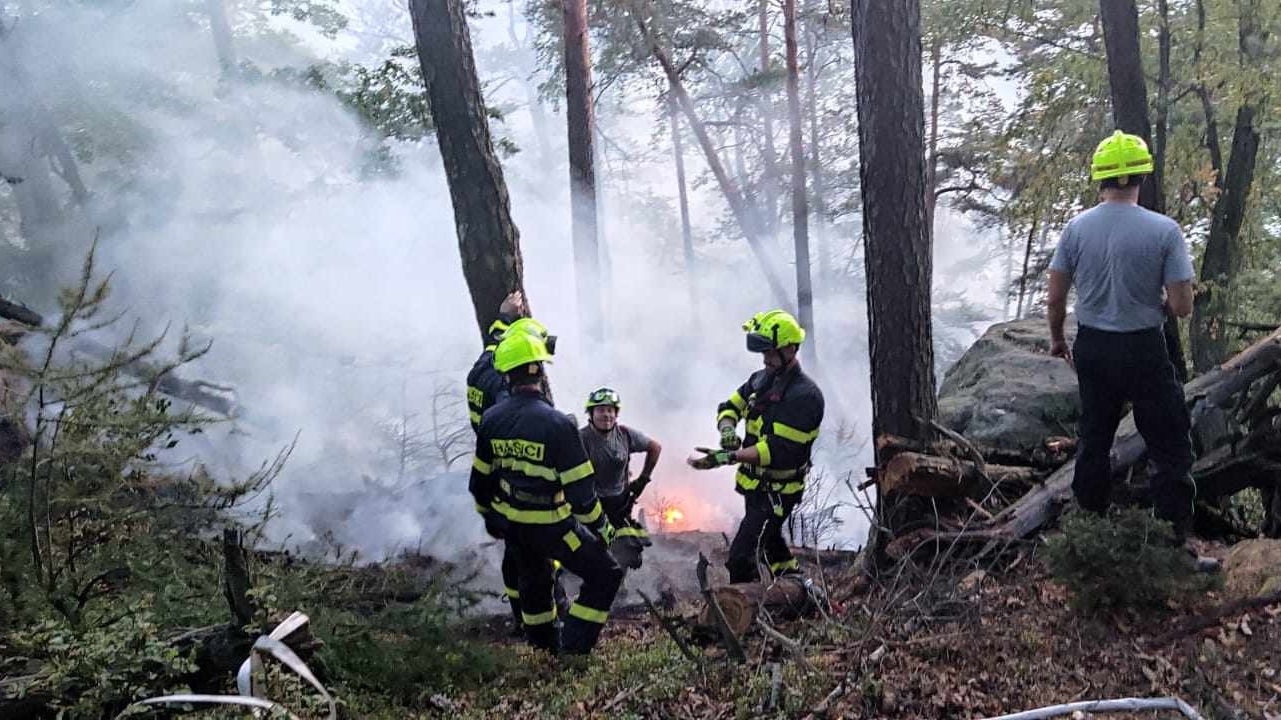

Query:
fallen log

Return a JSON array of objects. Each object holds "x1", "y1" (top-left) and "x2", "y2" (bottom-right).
[
  {"x1": 876, "y1": 434, "x2": 1076, "y2": 470},
  {"x1": 879, "y1": 452, "x2": 1042, "y2": 497},
  {"x1": 695, "y1": 576, "x2": 813, "y2": 637}
]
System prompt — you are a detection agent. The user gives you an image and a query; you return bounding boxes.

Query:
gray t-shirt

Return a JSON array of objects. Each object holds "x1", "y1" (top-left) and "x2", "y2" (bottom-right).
[
  {"x1": 1049, "y1": 203, "x2": 1194, "y2": 332},
  {"x1": 579, "y1": 424, "x2": 651, "y2": 498}
]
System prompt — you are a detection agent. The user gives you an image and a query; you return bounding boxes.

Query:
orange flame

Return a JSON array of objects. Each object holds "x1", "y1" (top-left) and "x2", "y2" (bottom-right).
[{"x1": 664, "y1": 507, "x2": 685, "y2": 524}]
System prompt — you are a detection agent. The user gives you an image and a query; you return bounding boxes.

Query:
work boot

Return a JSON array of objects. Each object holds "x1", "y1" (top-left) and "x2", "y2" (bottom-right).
[
  {"x1": 507, "y1": 597, "x2": 524, "y2": 638},
  {"x1": 562, "y1": 617, "x2": 605, "y2": 655},
  {"x1": 525, "y1": 622, "x2": 561, "y2": 655}
]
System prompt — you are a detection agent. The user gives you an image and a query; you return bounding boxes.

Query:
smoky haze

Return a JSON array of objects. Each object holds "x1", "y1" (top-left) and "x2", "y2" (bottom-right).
[{"x1": 1, "y1": 1, "x2": 1001, "y2": 594}]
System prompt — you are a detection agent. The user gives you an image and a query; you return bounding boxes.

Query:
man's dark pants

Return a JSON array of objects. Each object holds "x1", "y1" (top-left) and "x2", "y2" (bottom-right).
[
  {"x1": 727, "y1": 490, "x2": 800, "y2": 583},
  {"x1": 1072, "y1": 325, "x2": 1195, "y2": 534}
]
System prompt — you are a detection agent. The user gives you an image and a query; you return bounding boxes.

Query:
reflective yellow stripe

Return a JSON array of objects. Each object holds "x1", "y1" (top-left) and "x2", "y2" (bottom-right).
[
  {"x1": 728, "y1": 390, "x2": 747, "y2": 412},
  {"x1": 560, "y1": 460, "x2": 594, "y2": 485},
  {"x1": 562, "y1": 530, "x2": 582, "y2": 552},
  {"x1": 467, "y1": 386, "x2": 485, "y2": 407},
  {"x1": 470, "y1": 411, "x2": 482, "y2": 425},
  {"x1": 522, "y1": 609, "x2": 556, "y2": 626},
  {"x1": 773, "y1": 422, "x2": 819, "y2": 443},
  {"x1": 717, "y1": 409, "x2": 740, "y2": 423},
  {"x1": 505, "y1": 587, "x2": 520, "y2": 599},
  {"x1": 769, "y1": 558, "x2": 799, "y2": 573},
  {"x1": 736, "y1": 470, "x2": 760, "y2": 491},
  {"x1": 747, "y1": 416, "x2": 764, "y2": 436},
  {"x1": 493, "y1": 499, "x2": 571, "y2": 524},
  {"x1": 495, "y1": 458, "x2": 557, "y2": 481},
  {"x1": 475, "y1": 502, "x2": 490, "y2": 514},
  {"x1": 575, "y1": 500, "x2": 602, "y2": 524},
  {"x1": 772, "y1": 481, "x2": 805, "y2": 495},
  {"x1": 615, "y1": 526, "x2": 649, "y2": 539},
  {"x1": 472, "y1": 456, "x2": 493, "y2": 475},
  {"x1": 754, "y1": 439, "x2": 771, "y2": 467},
  {"x1": 568, "y1": 602, "x2": 609, "y2": 624}
]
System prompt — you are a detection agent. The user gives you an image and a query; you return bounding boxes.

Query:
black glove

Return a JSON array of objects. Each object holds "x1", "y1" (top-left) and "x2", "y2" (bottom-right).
[
  {"x1": 589, "y1": 518, "x2": 616, "y2": 545},
  {"x1": 629, "y1": 473, "x2": 653, "y2": 498},
  {"x1": 482, "y1": 511, "x2": 508, "y2": 540}
]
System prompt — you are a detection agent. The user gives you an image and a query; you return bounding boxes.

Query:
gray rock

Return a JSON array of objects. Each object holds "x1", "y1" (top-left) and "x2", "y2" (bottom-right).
[{"x1": 937, "y1": 316, "x2": 1079, "y2": 451}]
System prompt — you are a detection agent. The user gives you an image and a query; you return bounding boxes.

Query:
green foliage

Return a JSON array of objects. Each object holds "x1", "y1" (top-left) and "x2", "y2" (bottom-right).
[{"x1": 1046, "y1": 508, "x2": 1217, "y2": 613}]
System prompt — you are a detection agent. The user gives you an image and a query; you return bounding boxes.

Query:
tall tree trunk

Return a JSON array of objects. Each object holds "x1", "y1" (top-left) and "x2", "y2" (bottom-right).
[
  {"x1": 852, "y1": 0, "x2": 937, "y2": 556},
  {"x1": 1194, "y1": 0, "x2": 1223, "y2": 181},
  {"x1": 1098, "y1": 0, "x2": 1187, "y2": 381},
  {"x1": 635, "y1": 9, "x2": 794, "y2": 312},
  {"x1": 758, "y1": 0, "x2": 781, "y2": 238},
  {"x1": 669, "y1": 88, "x2": 698, "y2": 317},
  {"x1": 1191, "y1": 1, "x2": 1264, "y2": 372},
  {"x1": 784, "y1": 0, "x2": 815, "y2": 364},
  {"x1": 803, "y1": 16, "x2": 829, "y2": 298},
  {"x1": 205, "y1": 0, "x2": 238, "y2": 80},
  {"x1": 410, "y1": 0, "x2": 529, "y2": 343},
  {"x1": 562, "y1": 0, "x2": 603, "y2": 343},
  {"x1": 507, "y1": 0, "x2": 554, "y2": 167},
  {"x1": 1015, "y1": 214, "x2": 1039, "y2": 320},
  {"x1": 1154, "y1": 0, "x2": 1171, "y2": 204},
  {"x1": 924, "y1": 35, "x2": 941, "y2": 232}
]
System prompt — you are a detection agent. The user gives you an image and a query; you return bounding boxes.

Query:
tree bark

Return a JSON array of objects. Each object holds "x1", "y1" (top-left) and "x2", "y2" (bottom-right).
[
  {"x1": 925, "y1": 35, "x2": 941, "y2": 231},
  {"x1": 562, "y1": 0, "x2": 603, "y2": 344},
  {"x1": 784, "y1": 0, "x2": 815, "y2": 365},
  {"x1": 852, "y1": 0, "x2": 938, "y2": 555},
  {"x1": 634, "y1": 10, "x2": 794, "y2": 311},
  {"x1": 669, "y1": 88, "x2": 698, "y2": 316},
  {"x1": 410, "y1": 0, "x2": 529, "y2": 344},
  {"x1": 695, "y1": 577, "x2": 812, "y2": 637},
  {"x1": 1191, "y1": 2, "x2": 1264, "y2": 372}
]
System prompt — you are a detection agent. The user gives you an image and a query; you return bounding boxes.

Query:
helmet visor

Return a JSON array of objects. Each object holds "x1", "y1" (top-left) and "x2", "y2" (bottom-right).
[
  {"x1": 746, "y1": 332, "x2": 775, "y2": 353},
  {"x1": 587, "y1": 388, "x2": 620, "y2": 407},
  {"x1": 544, "y1": 334, "x2": 558, "y2": 355}
]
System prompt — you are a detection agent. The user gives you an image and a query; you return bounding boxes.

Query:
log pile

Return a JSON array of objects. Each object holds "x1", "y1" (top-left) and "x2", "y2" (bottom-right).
[{"x1": 878, "y1": 326, "x2": 1281, "y2": 559}]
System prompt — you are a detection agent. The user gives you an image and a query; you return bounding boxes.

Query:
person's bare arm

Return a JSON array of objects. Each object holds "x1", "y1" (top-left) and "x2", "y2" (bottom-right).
[
  {"x1": 1164, "y1": 280, "x2": 1193, "y2": 318},
  {"x1": 639, "y1": 439, "x2": 661, "y2": 477},
  {"x1": 1047, "y1": 270, "x2": 1073, "y2": 367}
]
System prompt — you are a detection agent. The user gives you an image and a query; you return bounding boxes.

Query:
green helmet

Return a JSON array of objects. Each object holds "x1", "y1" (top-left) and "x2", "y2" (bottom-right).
[
  {"x1": 743, "y1": 309, "x2": 805, "y2": 352},
  {"x1": 585, "y1": 387, "x2": 622, "y2": 411},
  {"x1": 502, "y1": 317, "x2": 557, "y2": 355},
  {"x1": 1090, "y1": 130, "x2": 1153, "y2": 182},
  {"x1": 493, "y1": 332, "x2": 553, "y2": 373}
]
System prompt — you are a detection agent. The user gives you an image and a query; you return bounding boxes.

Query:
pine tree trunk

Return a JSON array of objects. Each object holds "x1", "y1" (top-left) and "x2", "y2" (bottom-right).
[
  {"x1": 803, "y1": 18, "x2": 829, "y2": 297},
  {"x1": 563, "y1": 0, "x2": 603, "y2": 343},
  {"x1": 669, "y1": 89, "x2": 698, "y2": 316},
  {"x1": 925, "y1": 36, "x2": 941, "y2": 232},
  {"x1": 205, "y1": 0, "x2": 237, "y2": 80},
  {"x1": 784, "y1": 0, "x2": 815, "y2": 364},
  {"x1": 758, "y1": 0, "x2": 781, "y2": 238},
  {"x1": 851, "y1": 0, "x2": 938, "y2": 555},
  {"x1": 409, "y1": 0, "x2": 529, "y2": 343},
  {"x1": 1191, "y1": 3, "x2": 1264, "y2": 372}
]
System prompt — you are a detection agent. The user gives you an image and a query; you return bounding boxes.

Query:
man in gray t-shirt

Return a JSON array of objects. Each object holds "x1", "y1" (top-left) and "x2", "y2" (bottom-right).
[
  {"x1": 579, "y1": 387, "x2": 662, "y2": 568},
  {"x1": 1046, "y1": 130, "x2": 1197, "y2": 541}
]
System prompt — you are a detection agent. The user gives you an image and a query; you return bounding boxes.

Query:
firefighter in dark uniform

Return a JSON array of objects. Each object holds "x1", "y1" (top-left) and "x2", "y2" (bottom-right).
[
  {"x1": 689, "y1": 310, "x2": 824, "y2": 583},
  {"x1": 464, "y1": 298, "x2": 558, "y2": 630},
  {"x1": 470, "y1": 331, "x2": 624, "y2": 655}
]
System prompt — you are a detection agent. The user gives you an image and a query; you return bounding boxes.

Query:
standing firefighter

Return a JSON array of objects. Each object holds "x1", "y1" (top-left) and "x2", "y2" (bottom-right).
[
  {"x1": 470, "y1": 331, "x2": 623, "y2": 654},
  {"x1": 689, "y1": 310, "x2": 824, "y2": 583},
  {"x1": 1047, "y1": 130, "x2": 1198, "y2": 546},
  {"x1": 579, "y1": 387, "x2": 661, "y2": 569},
  {"x1": 464, "y1": 296, "x2": 556, "y2": 631}
]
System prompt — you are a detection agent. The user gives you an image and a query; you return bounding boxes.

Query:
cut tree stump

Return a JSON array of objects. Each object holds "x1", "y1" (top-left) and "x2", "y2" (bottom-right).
[{"x1": 695, "y1": 576, "x2": 813, "y2": 637}]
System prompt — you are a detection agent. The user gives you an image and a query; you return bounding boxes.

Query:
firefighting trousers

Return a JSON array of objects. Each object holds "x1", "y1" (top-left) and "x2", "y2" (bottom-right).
[
  {"x1": 500, "y1": 545, "x2": 568, "y2": 629},
  {"x1": 506, "y1": 520, "x2": 624, "y2": 654},
  {"x1": 727, "y1": 490, "x2": 801, "y2": 583},
  {"x1": 1073, "y1": 325, "x2": 1195, "y2": 534}
]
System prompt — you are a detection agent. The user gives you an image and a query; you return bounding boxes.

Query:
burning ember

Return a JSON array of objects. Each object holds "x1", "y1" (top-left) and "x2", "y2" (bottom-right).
[{"x1": 663, "y1": 507, "x2": 685, "y2": 524}]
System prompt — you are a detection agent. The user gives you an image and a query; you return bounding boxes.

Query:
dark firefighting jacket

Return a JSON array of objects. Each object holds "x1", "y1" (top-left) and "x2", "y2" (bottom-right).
[{"x1": 716, "y1": 363, "x2": 824, "y2": 497}]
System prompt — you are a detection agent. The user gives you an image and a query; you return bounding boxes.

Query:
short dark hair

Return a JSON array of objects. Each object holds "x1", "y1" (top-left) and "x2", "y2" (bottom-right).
[
  {"x1": 1100, "y1": 175, "x2": 1144, "y2": 191},
  {"x1": 505, "y1": 364, "x2": 543, "y2": 386}
]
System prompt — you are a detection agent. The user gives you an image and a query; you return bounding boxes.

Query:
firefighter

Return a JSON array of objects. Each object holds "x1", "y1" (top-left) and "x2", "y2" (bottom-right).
[
  {"x1": 470, "y1": 330, "x2": 624, "y2": 655},
  {"x1": 463, "y1": 296, "x2": 560, "y2": 631},
  {"x1": 579, "y1": 387, "x2": 661, "y2": 569},
  {"x1": 689, "y1": 310, "x2": 824, "y2": 583}
]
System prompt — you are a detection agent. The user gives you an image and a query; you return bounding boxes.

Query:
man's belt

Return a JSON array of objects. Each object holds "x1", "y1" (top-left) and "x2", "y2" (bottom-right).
[
  {"x1": 741, "y1": 462, "x2": 810, "y2": 481},
  {"x1": 499, "y1": 479, "x2": 565, "y2": 507}
]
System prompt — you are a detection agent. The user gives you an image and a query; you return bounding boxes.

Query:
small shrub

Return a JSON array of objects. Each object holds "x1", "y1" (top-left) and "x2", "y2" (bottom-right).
[{"x1": 1045, "y1": 508, "x2": 1216, "y2": 613}]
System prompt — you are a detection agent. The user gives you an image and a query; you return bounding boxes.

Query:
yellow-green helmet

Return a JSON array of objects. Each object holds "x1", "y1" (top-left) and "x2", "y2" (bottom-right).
[
  {"x1": 493, "y1": 332, "x2": 553, "y2": 373},
  {"x1": 585, "y1": 387, "x2": 622, "y2": 411},
  {"x1": 502, "y1": 317, "x2": 558, "y2": 355},
  {"x1": 743, "y1": 309, "x2": 805, "y2": 352},
  {"x1": 1090, "y1": 130, "x2": 1153, "y2": 182}
]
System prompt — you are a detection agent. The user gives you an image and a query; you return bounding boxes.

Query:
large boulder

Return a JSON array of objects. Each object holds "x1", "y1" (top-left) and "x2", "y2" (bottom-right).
[
  {"x1": 1223, "y1": 538, "x2": 1281, "y2": 599},
  {"x1": 937, "y1": 316, "x2": 1079, "y2": 451}
]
